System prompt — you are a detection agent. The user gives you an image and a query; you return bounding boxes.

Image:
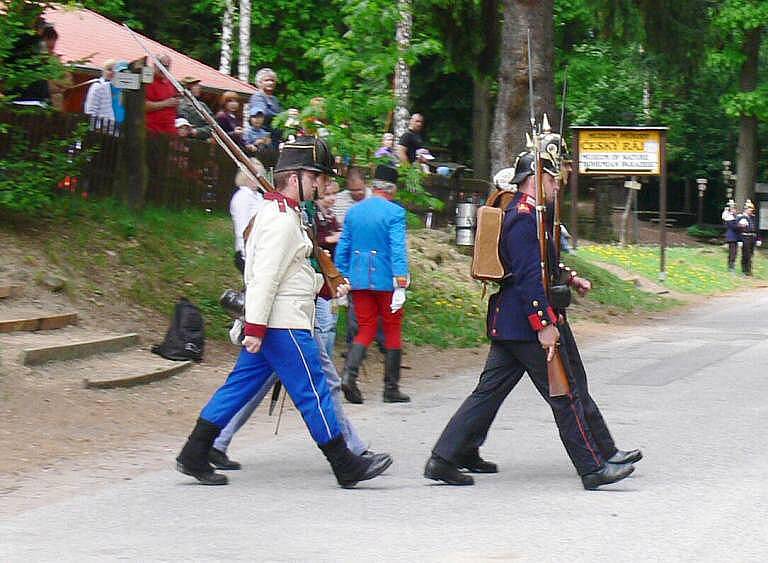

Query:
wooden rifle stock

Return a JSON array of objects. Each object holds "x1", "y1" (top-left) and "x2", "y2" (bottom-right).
[{"x1": 533, "y1": 127, "x2": 570, "y2": 399}]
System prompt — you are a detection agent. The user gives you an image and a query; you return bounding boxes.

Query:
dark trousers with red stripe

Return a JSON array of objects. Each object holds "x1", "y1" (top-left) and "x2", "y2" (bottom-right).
[
  {"x1": 432, "y1": 339, "x2": 604, "y2": 476},
  {"x1": 558, "y1": 321, "x2": 618, "y2": 460}
]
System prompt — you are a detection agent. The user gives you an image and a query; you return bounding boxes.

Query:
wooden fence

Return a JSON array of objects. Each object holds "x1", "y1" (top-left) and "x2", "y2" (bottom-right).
[{"x1": 0, "y1": 107, "x2": 278, "y2": 212}]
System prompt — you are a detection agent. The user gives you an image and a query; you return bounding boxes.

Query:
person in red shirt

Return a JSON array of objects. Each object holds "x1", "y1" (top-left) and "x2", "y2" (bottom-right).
[{"x1": 145, "y1": 54, "x2": 179, "y2": 135}]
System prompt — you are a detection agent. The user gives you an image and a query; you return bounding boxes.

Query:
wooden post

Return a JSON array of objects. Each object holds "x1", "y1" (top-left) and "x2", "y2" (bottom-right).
[
  {"x1": 659, "y1": 130, "x2": 668, "y2": 281},
  {"x1": 569, "y1": 129, "x2": 579, "y2": 250},
  {"x1": 114, "y1": 60, "x2": 147, "y2": 209}
]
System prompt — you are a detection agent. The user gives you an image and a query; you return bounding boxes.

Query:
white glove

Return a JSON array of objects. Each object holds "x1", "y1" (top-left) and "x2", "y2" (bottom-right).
[
  {"x1": 229, "y1": 318, "x2": 245, "y2": 346},
  {"x1": 757, "y1": 240, "x2": 763, "y2": 247},
  {"x1": 390, "y1": 287, "x2": 406, "y2": 313}
]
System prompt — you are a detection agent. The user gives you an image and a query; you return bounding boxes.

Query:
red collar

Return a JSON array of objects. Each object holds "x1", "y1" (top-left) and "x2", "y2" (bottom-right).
[{"x1": 265, "y1": 191, "x2": 300, "y2": 210}]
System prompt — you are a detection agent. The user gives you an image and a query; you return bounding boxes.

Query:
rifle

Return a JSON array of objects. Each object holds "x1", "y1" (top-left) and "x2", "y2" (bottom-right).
[
  {"x1": 527, "y1": 30, "x2": 570, "y2": 398},
  {"x1": 124, "y1": 23, "x2": 346, "y2": 294}
]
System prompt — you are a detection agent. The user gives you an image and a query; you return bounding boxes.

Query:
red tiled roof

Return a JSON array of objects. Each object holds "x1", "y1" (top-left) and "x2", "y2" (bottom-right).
[{"x1": 44, "y1": 5, "x2": 257, "y2": 96}]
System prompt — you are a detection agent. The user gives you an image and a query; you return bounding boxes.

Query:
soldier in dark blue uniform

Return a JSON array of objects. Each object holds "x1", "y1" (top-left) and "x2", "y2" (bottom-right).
[
  {"x1": 424, "y1": 146, "x2": 638, "y2": 490},
  {"x1": 737, "y1": 200, "x2": 760, "y2": 276}
]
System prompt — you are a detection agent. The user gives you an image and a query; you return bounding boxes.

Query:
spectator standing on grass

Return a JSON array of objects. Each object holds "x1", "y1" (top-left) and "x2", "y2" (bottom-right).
[
  {"x1": 145, "y1": 54, "x2": 179, "y2": 135},
  {"x1": 396, "y1": 113, "x2": 425, "y2": 164},
  {"x1": 737, "y1": 200, "x2": 761, "y2": 276},
  {"x1": 83, "y1": 60, "x2": 115, "y2": 125},
  {"x1": 177, "y1": 77, "x2": 213, "y2": 140},
  {"x1": 722, "y1": 199, "x2": 740, "y2": 272}
]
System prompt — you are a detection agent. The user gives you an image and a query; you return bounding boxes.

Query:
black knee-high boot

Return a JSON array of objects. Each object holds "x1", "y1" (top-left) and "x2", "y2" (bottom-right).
[
  {"x1": 341, "y1": 343, "x2": 366, "y2": 404},
  {"x1": 383, "y1": 349, "x2": 410, "y2": 403},
  {"x1": 319, "y1": 435, "x2": 392, "y2": 488},
  {"x1": 176, "y1": 418, "x2": 228, "y2": 485}
]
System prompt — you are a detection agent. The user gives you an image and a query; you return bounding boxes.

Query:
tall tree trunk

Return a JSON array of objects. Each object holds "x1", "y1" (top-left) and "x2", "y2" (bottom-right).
[
  {"x1": 472, "y1": 76, "x2": 492, "y2": 180},
  {"x1": 734, "y1": 27, "x2": 761, "y2": 205},
  {"x1": 238, "y1": 0, "x2": 251, "y2": 82},
  {"x1": 219, "y1": 0, "x2": 235, "y2": 75},
  {"x1": 490, "y1": 0, "x2": 555, "y2": 174},
  {"x1": 393, "y1": 0, "x2": 412, "y2": 138}
]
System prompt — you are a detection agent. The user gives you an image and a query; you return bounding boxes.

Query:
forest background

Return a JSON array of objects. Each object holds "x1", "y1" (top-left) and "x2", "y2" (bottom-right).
[{"x1": 1, "y1": 0, "x2": 767, "y2": 223}]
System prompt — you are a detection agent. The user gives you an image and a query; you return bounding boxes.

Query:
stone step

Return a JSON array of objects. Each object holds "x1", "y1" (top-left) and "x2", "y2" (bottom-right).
[
  {"x1": 0, "y1": 284, "x2": 24, "y2": 299},
  {"x1": 21, "y1": 333, "x2": 140, "y2": 366},
  {"x1": 0, "y1": 311, "x2": 78, "y2": 333}
]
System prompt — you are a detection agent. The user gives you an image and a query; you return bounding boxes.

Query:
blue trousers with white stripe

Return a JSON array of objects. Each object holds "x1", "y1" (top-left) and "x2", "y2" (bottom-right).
[{"x1": 200, "y1": 328, "x2": 341, "y2": 446}]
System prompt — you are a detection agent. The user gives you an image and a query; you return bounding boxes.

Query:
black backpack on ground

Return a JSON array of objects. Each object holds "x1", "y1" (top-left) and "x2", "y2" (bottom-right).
[{"x1": 151, "y1": 297, "x2": 205, "y2": 362}]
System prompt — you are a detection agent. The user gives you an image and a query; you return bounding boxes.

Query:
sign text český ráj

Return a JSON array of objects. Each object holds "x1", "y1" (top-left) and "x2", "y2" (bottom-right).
[{"x1": 578, "y1": 129, "x2": 661, "y2": 175}]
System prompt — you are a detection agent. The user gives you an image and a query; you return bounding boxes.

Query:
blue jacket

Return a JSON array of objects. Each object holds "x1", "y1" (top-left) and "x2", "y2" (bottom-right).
[
  {"x1": 487, "y1": 192, "x2": 557, "y2": 342},
  {"x1": 335, "y1": 196, "x2": 409, "y2": 291}
]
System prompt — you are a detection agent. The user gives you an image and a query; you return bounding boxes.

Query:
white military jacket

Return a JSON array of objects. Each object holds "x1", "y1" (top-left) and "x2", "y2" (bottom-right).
[{"x1": 243, "y1": 192, "x2": 323, "y2": 338}]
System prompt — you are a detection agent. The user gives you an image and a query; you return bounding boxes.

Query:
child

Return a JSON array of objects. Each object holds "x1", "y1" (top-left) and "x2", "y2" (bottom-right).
[{"x1": 243, "y1": 108, "x2": 270, "y2": 153}]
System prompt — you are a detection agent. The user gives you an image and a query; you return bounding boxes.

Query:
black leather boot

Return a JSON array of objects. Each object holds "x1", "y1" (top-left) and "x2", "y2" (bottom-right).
[
  {"x1": 319, "y1": 435, "x2": 392, "y2": 488},
  {"x1": 208, "y1": 447, "x2": 242, "y2": 470},
  {"x1": 607, "y1": 449, "x2": 643, "y2": 465},
  {"x1": 424, "y1": 455, "x2": 474, "y2": 485},
  {"x1": 581, "y1": 463, "x2": 634, "y2": 490},
  {"x1": 383, "y1": 349, "x2": 410, "y2": 403},
  {"x1": 176, "y1": 418, "x2": 228, "y2": 485},
  {"x1": 341, "y1": 343, "x2": 366, "y2": 404}
]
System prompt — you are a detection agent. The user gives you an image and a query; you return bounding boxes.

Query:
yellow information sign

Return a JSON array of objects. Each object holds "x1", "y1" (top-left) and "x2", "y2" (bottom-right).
[{"x1": 578, "y1": 129, "x2": 661, "y2": 175}]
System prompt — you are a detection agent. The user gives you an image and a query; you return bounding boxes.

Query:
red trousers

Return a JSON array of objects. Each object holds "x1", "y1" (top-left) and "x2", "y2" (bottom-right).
[{"x1": 351, "y1": 290, "x2": 404, "y2": 350}]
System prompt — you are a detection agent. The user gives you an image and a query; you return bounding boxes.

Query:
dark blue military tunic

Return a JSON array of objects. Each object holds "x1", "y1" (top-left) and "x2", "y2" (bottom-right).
[{"x1": 487, "y1": 192, "x2": 557, "y2": 341}]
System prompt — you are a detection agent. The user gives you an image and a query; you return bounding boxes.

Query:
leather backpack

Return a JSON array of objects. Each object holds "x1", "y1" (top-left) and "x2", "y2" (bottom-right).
[{"x1": 471, "y1": 189, "x2": 517, "y2": 282}]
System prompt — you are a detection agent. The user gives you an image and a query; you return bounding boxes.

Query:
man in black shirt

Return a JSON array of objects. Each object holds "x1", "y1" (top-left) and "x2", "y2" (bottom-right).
[{"x1": 396, "y1": 113, "x2": 425, "y2": 163}]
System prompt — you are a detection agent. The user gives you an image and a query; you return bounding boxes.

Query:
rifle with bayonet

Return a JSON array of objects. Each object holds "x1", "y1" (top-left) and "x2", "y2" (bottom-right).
[
  {"x1": 124, "y1": 23, "x2": 345, "y2": 296},
  {"x1": 527, "y1": 30, "x2": 570, "y2": 398}
]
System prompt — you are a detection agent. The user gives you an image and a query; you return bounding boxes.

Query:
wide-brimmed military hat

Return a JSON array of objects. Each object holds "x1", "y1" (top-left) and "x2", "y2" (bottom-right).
[{"x1": 274, "y1": 136, "x2": 336, "y2": 176}]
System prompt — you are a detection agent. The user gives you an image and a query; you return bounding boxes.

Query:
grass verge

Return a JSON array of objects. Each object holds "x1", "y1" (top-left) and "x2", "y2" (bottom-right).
[
  {"x1": 575, "y1": 244, "x2": 768, "y2": 294},
  {"x1": 3, "y1": 196, "x2": 692, "y2": 346}
]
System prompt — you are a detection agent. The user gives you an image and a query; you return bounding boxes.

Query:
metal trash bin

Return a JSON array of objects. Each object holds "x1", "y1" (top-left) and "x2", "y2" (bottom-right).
[{"x1": 455, "y1": 199, "x2": 477, "y2": 246}]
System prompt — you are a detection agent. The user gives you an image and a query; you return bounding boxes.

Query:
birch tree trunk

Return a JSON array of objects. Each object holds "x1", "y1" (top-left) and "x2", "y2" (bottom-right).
[
  {"x1": 238, "y1": 0, "x2": 251, "y2": 83},
  {"x1": 489, "y1": 0, "x2": 555, "y2": 174},
  {"x1": 219, "y1": 0, "x2": 235, "y2": 75},
  {"x1": 734, "y1": 27, "x2": 761, "y2": 206},
  {"x1": 393, "y1": 0, "x2": 412, "y2": 139}
]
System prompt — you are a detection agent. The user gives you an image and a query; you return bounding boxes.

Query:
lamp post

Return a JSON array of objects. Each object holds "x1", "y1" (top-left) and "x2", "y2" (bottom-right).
[
  {"x1": 696, "y1": 178, "x2": 708, "y2": 225},
  {"x1": 722, "y1": 161, "x2": 736, "y2": 201}
]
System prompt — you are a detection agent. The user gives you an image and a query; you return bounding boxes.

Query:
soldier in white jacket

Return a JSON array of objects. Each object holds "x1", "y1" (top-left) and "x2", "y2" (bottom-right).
[{"x1": 176, "y1": 137, "x2": 392, "y2": 487}]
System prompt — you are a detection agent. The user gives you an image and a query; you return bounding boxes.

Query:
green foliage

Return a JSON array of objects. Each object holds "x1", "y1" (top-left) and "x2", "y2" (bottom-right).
[
  {"x1": 0, "y1": 0, "x2": 65, "y2": 100},
  {"x1": 0, "y1": 113, "x2": 90, "y2": 213},
  {"x1": 687, "y1": 224, "x2": 720, "y2": 239}
]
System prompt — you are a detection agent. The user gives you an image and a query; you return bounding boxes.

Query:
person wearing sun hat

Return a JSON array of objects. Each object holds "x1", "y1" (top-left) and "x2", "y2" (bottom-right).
[{"x1": 177, "y1": 76, "x2": 213, "y2": 140}]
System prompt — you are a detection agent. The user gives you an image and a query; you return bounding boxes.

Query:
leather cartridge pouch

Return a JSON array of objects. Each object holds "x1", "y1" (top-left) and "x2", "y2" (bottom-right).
[{"x1": 549, "y1": 284, "x2": 571, "y2": 310}]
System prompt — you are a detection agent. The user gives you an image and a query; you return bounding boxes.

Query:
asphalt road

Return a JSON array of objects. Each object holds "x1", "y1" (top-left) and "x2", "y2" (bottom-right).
[{"x1": 2, "y1": 290, "x2": 767, "y2": 562}]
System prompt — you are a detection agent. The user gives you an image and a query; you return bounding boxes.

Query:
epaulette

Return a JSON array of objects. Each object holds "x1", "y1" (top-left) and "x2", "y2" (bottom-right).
[{"x1": 517, "y1": 196, "x2": 535, "y2": 215}]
